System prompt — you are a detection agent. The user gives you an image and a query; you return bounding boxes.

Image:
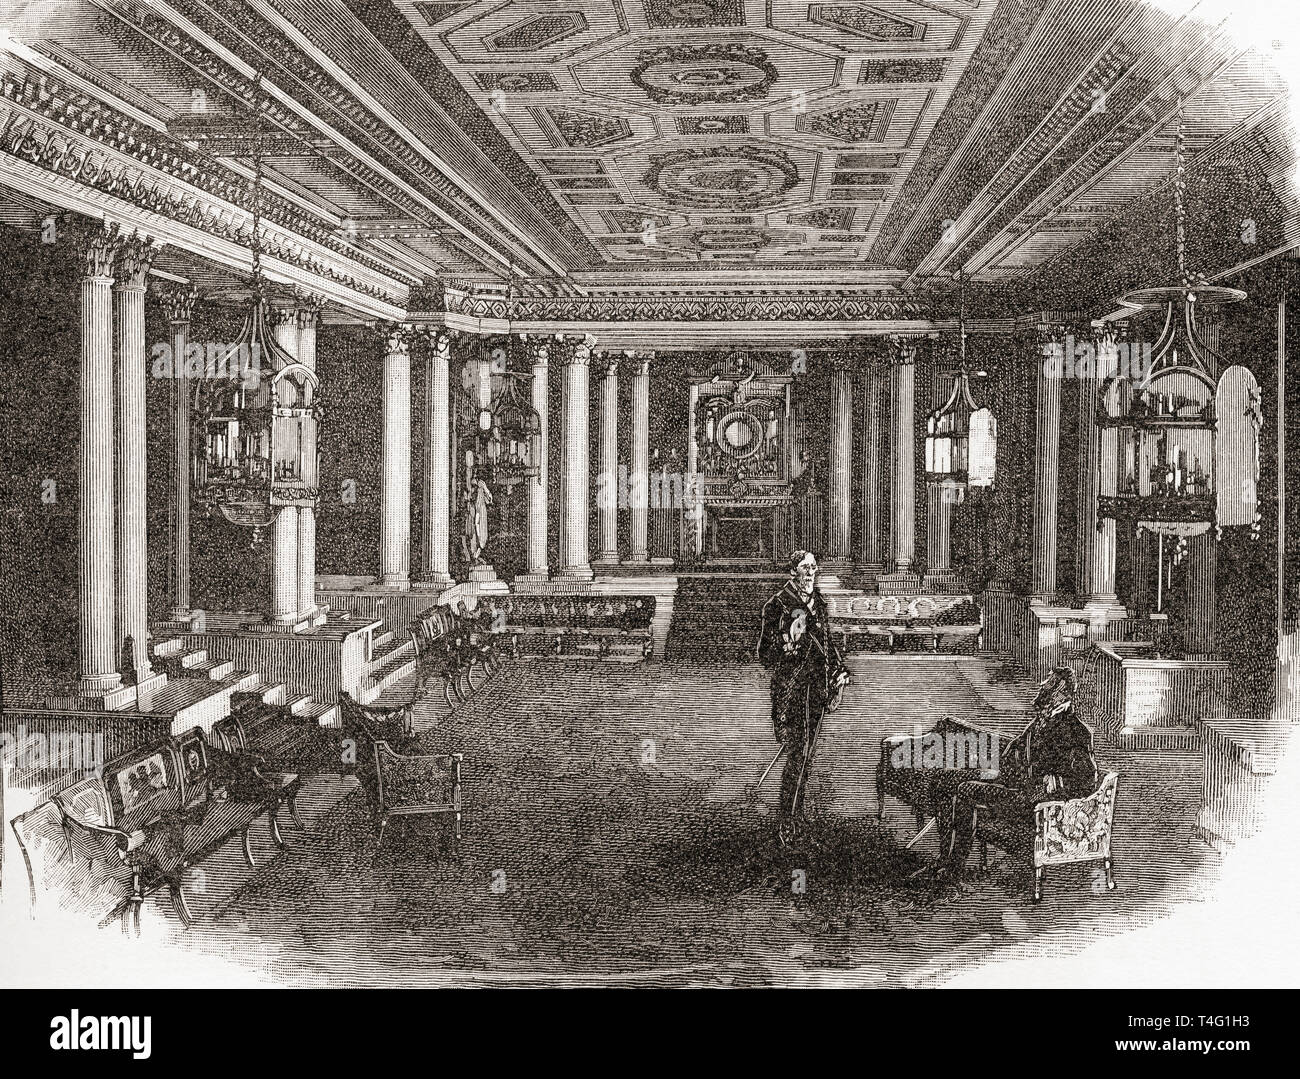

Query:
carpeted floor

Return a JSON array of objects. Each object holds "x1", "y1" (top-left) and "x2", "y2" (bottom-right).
[{"x1": 138, "y1": 655, "x2": 1219, "y2": 986}]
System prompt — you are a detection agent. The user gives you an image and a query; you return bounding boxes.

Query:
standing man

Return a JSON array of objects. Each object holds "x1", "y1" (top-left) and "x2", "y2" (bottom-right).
[{"x1": 758, "y1": 550, "x2": 849, "y2": 846}]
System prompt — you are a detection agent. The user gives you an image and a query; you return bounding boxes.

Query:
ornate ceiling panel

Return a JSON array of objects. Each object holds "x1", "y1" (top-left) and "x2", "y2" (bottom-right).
[{"x1": 387, "y1": 0, "x2": 1003, "y2": 269}]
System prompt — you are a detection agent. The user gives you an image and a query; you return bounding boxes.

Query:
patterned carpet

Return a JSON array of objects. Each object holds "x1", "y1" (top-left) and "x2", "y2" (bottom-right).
[{"x1": 34, "y1": 655, "x2": 1221, "y2": 987}]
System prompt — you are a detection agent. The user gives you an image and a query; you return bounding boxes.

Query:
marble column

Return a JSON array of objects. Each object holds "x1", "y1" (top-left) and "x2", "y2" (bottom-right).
[
  {"x1": 519, "y1": 336, "x2": 550, "y2": 581},
  {"x1": 878, "y1": 335, "x2": 921, "y2": 591},
  {"x1": 826, "y1": 353, "x2": 854, "y2": 562},
  {"x1": 114, "y1": 232, "x2": 158, "y2": 684},
  {"x1": 419, "y1": 328, "x2": 453, "y2": 586},
  {"x1": 76, "y1": 221, "x2": 123, "y2": 697},
  {"x1": 1184, "y1": 530, "x2": 1217, "y2": 658},
  {"x1": 593, "y1": 351, "x2": 620, "y2": 566},
  {"x1": 379, "y1": 323, "x2": 412, "y2": 588},
  {"x1": 159, "y1": 284, "x2": 198, "y2": 623},
  {"x1": 1031, "y1": 324, "x2": 1065, "y2": 602},
  {"x1": 1081, "y1": 326, "x2": 1125, "y2": 621},
  {"x1": 269, "y1": 306, "x2": 302, "y2": 622},
  {"x1": 627, "y1": 353, "x2": 653, "y2": 564},
  {"x1": 857, "y1": 356, "x2": 886, "y2": 581},
  {"x1": 296, "y1": 300, "x2": 321, "y2": 620},
  {"x1": 271, "y1": 504, "x2": 299, "y2": 626},
  {"x1": 557, "y1": 334, "x2": 595, "y2": 580}
]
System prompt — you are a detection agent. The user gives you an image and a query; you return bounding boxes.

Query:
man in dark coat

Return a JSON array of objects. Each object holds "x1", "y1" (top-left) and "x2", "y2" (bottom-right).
[
  {"x1": 932, "y1": 666, "x2": 1098, "y2": 880},
  {"x1": 757, "y1": 551, "x2": 849, "y2": 846}
]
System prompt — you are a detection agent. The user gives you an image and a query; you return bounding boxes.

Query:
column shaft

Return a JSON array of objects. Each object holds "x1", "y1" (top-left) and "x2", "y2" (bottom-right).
[
  {"x1": 77, "y1": 223, "x2": 122, "y2": 696},
  {"x1": 524, "y1": 338, "x2": 550, "y2": 578},
  {"x1": 628, "y1": 356, "x2": 652, "y2": 563},
  {"x1": 593, "y1": 354, "x2": 619, "y2": 564},
  {"x1": 826, "y1": 358, "x2": 853, "y2": 563},
  {"x1": 421, "y1": 330, "x2": 453, "y2": 584},
  {"x1": 881, "y1": 336, "x2": 919, "y2": 588},
  {"x1": 1032, "y1": 327, "x2": 1064, "y2": 600},
  {"x1": 160, "y1": 286, "x2": 198, "y2": 622},
  {"x1": 296, "y1": 303, "x2": 320, "y2": 617},
  {"x1": 380, "y1": 325, "x2": 411, "y2": 587},
  {"x1": 858, "y1": 363, "x2": 885, "y2": 570},
  {"x1": 558, "y1": 336, "x2": 594, "y2": 579},
  {"x1": 271, "y1": 505, "x2": 299, "y2": 625},
  {"x1": 114, "y1": 235, "x2": 155, "y2": 681}
]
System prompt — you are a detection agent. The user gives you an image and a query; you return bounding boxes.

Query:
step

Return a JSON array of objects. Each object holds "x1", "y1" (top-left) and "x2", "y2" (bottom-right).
[
  {"x1": 284, "y1": 693, "x2": 314, "y2": 716},
  {"x1": 190, "y1": 657, "x2": 236, "y2": 680},
  {"x1": 258, "y1": 681, "x2": 288, "y2": 706},
  {"x1": 151, "y1": 637, "x2": 187, "y2": 659},
  {"x1": 305, "y1": 701, "x2": 340, "y2": 729},
  {"x1": 372, "y1": 629, "x2": 395, "y2": 650},
  {"x1": 178, "y1": 648, "x2": 209, "y2": 669}
]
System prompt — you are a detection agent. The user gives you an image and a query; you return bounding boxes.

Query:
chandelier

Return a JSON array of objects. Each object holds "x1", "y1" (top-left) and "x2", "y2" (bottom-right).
[
  {"x1": 925, "y1": 271, "x2": 996, "y2": 491},
  {"x1": 1116, "y1": 96, "x2": 1245, "y2": 369},
  {"x1": 192, "y1": 75, "x2": 320, "y2": 543}
]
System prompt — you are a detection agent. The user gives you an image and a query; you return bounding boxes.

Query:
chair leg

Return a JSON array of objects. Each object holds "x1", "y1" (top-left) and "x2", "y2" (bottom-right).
[
  {"x1": 1033, "y1": 866, "x2": 1045, "y2": 903},
  {"x1": 169, "y1": 879, "x2": 196, "y2": 928},
  {"x1": 978, "y1": 839, "x2": 988, "y2": 876},
  {"x1": 241, "y1": 825, "x2": 257, "y2": 867},
  {"x1": 289, "y1": 791, "x2": 304, "y2": 830},
  {"x1": 376, "y1": 815, "x2": 389, "y2": 848},
  {"x1": 1105, "y1": 856, "x2": 1116, "y2": 891},
  {"x1": 269, "y1": 805, "x2": 286, "y2": 849}
]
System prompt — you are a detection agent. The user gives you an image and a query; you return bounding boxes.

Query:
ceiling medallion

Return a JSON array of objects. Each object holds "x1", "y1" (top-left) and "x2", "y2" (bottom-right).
[
  {"x1": 630, "y1": 43, "x2": 778, "y2": 105},
  {"x1": 643, "y1": 145, "x2": 800, "y2": 210}
]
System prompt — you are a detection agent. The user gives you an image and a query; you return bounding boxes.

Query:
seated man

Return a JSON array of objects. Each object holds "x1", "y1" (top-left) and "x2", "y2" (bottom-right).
[{"x1": 930, "y1": 666, "x2": 1098, "y2": 882}]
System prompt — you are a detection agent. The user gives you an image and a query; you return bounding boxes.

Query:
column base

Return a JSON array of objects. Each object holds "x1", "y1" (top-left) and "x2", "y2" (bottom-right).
[
  {"x1": 921, "y1": 570, "x2": 965, "y2": 594},
  {"x1": 78, "y1": 671, "x2": 124, "y2": 698},
  {"x1": 412, "y1": 573, "x2": 454, "y2": 590},
  {"x1": 1082, "y1": 595, "x2": 1128, "y2": 626},
  {"x1": 876, "y1": 569, "x2": 921, "y2": 595},
  {"x1": 514, "y1": 571, "x2": 550, "y2": 589},
  {"x1": 592, "y1": 552, "x2": 621, "y2": 567},
  {"x1": 376, "y1": 573, "x2": 411, "y2": 589},
  {"x1": 555, "y1": 564, "x2": 595, "y2": 581}
]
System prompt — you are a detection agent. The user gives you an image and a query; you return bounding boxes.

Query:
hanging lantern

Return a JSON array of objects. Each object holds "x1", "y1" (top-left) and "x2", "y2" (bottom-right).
[
  {"x1": 925, "y1": 271, "x2": 996, "y2": 492},
  {"x1": 191, "y1": 76, "x2": 322, "y2": 538}
]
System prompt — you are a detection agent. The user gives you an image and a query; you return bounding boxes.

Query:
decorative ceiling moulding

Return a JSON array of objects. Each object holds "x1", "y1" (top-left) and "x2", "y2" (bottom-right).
[
  {"x1": 536, "y1": 108, "x2": 633, "y2": 149},
  {"x1": 807, "y1": 4, "x2": 928, "y2": 43},
  {"x1": 798, "y1": 100, "x2": 897, "y2": 143},
  {"x1": 409, "y1": 283, "x2": 937, "y2": 323},
  {"x1": 473, "y1": 72, "x2": 560, "y2": 92},
  {"x1": 0, "y1": 58, "x2": 403, "y2": 285},
  {"x1": 0, "y1": 89, "x2": 407, "y2": 315},
  {"x1": 102, "y1": 0, "x2": 594, "y2": 274},
  {"x1": 646, "y1": 0, "x2": 745, "y2": 29},
  {"x1": 859, "y1": 57, "x2": 950, "y2": 84},
  {"x1": 642, "y1": 146, "x2": 800, "y2": 212},
  {"x1": 630, "y1": 44, "x2": 778, "y2": 106},
  {"x1": 482, "y1": 12, "x2": 590, "y2": 54},
  {"x1": 932, "y1": 45, "x2": 1248, "y2": 282}
]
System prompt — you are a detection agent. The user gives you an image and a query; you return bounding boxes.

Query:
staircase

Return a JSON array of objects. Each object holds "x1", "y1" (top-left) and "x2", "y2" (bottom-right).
[
  {"x1": 356, "y1": 627, "x2": 418, "y2": 704},
  {"x1": 146, "y1": 637, "x2": 338, "y2": 733},
  {"x1": 664, "y1": 576, "x2": 780, "y2": 662}
]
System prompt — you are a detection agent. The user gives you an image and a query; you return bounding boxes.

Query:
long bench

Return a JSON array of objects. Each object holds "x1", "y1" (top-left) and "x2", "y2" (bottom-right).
[
  {"x1": 830, "y1": 596, "x2": 982, "y2": 653},
  {"x1": 10, "y1": 726, "x2": 297, "y2": 933},
  {"x1": 481, "y1": 595, "x2": 655, "y2": 662},
  {"x1": 409, "y1": 605, "x2": 505, "y2": 707}
]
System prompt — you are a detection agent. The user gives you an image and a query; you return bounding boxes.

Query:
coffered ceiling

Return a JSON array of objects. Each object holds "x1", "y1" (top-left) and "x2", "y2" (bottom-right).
[{"x1": 1, "y1": 0, "x2": 1295, "y2": 310}]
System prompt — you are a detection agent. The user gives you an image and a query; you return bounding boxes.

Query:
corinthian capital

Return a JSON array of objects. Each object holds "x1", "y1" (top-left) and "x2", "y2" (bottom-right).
[
  {"x1": 114, "y1": 232, "x2": 160, "y2": 289},
  {"x1": 382, "y1": 322, "x2": 412, "y2": 356},
  {"x1": 156, "y1": 283, "x2": 199, "y2": 324},
  {"x1": 594, "y1": 351, "x2": 620, "y2": 380},
  {"x1": 525, "y1": 335, "x2": 550, "y2": 367},
  {"x1": 889, "y1": 334, "x2": 920, "y2": 365},
  {"x1": 561, "y1": 333, "x2": 597, "y2": 367},
  {"x1": 66, "y1": 216, "x2": 122, "y2": 279}
]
